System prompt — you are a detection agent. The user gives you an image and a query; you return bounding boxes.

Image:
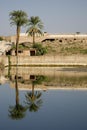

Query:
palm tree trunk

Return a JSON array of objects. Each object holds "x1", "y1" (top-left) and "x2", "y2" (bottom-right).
[
  {"x1": 15, "y1": 65, "x2": 19, "y2": 106},
  {"x1": 15, "y1": 77, "x2": 19, "y2": 106},
  {"x1": 16, "y1": 26, "x2": 20, "y2": 56},
  {"x1": 32, "y1": 82, "x2": 35, "y2": 99},
  {"x1": 33, "y1": 32, "x2": 35, "y2": 44}
]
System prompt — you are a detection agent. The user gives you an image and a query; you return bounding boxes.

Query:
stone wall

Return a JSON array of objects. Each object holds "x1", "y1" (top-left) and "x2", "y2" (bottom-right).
[
  {"x1": 0, "y1": 56, "x2": 7, "y2": 64},
  {"x1": 1, "y1": 55, "x2": 87, "y2": 67}
]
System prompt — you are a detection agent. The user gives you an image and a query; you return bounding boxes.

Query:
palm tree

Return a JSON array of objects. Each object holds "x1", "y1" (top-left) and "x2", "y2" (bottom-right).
[
  {"x1": 25, "y1": 82, "x2": 42, "y2": 112},
  {"x1": 26, "y1": 16, "x2": 44, "y2": 44},
  {"x1": 9, "y1": 10, "x2": 28, "y2": 56}
]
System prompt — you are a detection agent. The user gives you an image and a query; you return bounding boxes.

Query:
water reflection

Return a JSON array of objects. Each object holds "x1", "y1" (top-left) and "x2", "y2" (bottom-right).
[
  {"x1": 1, "y1": 66, "x2": 87, "y2": 129},
  {"x1": 5, "y1": 66, "x2": 87, "y2": 90},
  {"x1": 25, "y1": 87, "x2": 42, "y2": 112},
  {"x1": 8, "y1": 66, "x2": 27, "y2": 120},
  {"x1": 6, "y1": 66, "x2": 87, "y2": 120},
  {"x1": 25, "y1": 76, "x2": 43, "y2": 112},
  {"x1": 8, "y1": 66, "x2": 44, "y2": 120}
]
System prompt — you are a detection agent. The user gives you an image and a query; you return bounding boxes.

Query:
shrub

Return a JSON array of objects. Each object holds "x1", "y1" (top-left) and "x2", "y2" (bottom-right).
[{"x1": 33, "y1": 43, "x2": 47, "y2": 55}]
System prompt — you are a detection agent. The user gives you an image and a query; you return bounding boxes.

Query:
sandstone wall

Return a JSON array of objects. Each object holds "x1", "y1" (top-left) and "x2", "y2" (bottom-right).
[{"x1": 1, "y1": 55, "x2": 87, "y2": 67}]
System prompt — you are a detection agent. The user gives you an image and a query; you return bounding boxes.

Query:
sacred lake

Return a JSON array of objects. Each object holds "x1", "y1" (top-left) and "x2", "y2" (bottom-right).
[{"x1": 0, "y1": 67, "x2": 87, "y2": 130}]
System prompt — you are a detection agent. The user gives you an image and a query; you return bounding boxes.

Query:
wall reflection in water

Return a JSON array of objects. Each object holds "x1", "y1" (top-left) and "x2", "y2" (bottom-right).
[{"x1": 5, "y1": 66, "x2": 87, "y2": 90}]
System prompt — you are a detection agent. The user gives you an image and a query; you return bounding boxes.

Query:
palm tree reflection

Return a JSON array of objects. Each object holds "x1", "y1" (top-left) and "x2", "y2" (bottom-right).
[
  {"x1": 25, "y1": 78, "x2": 43, "y2": 112},
  {"x1": 8, "y1": 65, "x2": 27, "y2": 120}
]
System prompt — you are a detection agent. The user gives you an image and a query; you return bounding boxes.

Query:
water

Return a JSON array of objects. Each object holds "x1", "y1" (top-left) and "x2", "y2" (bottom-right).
[{"x1": 0, "y1": 67, "x2": 87, "y2": 130}]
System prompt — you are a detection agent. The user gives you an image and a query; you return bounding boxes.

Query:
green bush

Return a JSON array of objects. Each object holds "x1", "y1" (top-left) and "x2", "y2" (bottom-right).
[{"x1": 33, "y1": 43, "x2": 47, "y2": 55}]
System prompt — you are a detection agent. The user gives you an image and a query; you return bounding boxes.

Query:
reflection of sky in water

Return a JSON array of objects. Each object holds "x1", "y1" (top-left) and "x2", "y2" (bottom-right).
[{"x1": 0, "y1": 83, "x2": 87, "y2": 130}]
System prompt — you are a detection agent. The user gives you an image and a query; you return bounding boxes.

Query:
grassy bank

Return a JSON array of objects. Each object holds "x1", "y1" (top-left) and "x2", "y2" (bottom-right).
[{"x1": 42, "y1": 40, "x2": 87, "y2": 56}]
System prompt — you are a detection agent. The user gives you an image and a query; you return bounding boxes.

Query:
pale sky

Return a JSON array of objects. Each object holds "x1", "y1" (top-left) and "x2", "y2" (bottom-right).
[{"x1": 0, "y1": 0, "x2": 87, "y2": 36}]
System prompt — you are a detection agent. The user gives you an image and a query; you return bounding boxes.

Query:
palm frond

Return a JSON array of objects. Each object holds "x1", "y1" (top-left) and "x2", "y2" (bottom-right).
[
  {"x1": 26, "y1": 16, "x2": 44, "y2": 43},
  {"x1": 9, "y1": 10, "x2": 28, "y2": 27}
]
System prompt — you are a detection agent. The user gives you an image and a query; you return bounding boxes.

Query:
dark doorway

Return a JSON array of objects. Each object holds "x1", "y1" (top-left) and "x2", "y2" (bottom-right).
[
  {"x1": 30, "y1": 75, "x2": 36, "y2": 80},
  {"x1": 30, "y1": 50, "x2": 36, "y2": 56}
]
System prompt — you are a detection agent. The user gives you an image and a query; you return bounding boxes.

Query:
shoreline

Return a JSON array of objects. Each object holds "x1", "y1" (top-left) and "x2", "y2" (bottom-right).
[
  {"x1": 15, "y1": 87, "x2": 87, "y2": 91},
  {"x1": 1, "y1": 55, "x2": 87, "y2": 67}
]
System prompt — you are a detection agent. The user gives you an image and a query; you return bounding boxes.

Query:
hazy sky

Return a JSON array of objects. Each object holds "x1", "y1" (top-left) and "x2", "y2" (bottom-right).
[{"x1": 0, "y1": 0, "x2": 87, "y2": 36}]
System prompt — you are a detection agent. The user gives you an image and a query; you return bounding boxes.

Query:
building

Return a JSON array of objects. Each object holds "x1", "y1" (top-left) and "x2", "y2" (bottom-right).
[{"x1": 6, "y1": 48, "x2": 36, "y2": 56}]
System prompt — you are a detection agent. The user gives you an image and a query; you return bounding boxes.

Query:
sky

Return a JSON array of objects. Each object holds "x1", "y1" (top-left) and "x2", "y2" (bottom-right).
[{"x1": 0, "y1": 0, "x2": 87, "y2": 36}]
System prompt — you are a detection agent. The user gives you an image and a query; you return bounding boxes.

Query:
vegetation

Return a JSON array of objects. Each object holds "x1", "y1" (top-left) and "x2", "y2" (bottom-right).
[
  {"x1": 12, "y1": 44, "x2": 29, "y2": 50},
  {"x1": 10, "y1": 42, "x2": 47, "y2": 56},
  {"x1": 42, "y1": 40, "x2": 87, "y2": 55},
  {"x1": 9, "y1": 10, "x2": 28, "y2": 56},
  {"x1": 25, "y1": 91, "x2": 42, "y2": 112},
  {"x1": 33, "y1": 43, "x2": 47, "y2": 55},
  {"x1": 9, "y1": 104, "x2": 27, "y2": 120},
  {"x1": 8, "y1": 10, "x2": 87, "y2": 56},
  {"x1": 26, "y1": 16, "x2": 44, "y2": 44},
  {"x1": 44, "y1": 74, "x2": 87, "y2": 88},
  {"x1": 32, "y1": 75, "x2": 47, "y2": 85},
  {"x1": 10, "y1": 39, "x2": 87, "y2": 56}
]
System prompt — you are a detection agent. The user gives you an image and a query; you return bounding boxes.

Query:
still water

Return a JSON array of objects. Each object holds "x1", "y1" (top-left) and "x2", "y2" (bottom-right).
[{"x1": 0, "y1": 67, "x2": 87, "y2": 130}]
